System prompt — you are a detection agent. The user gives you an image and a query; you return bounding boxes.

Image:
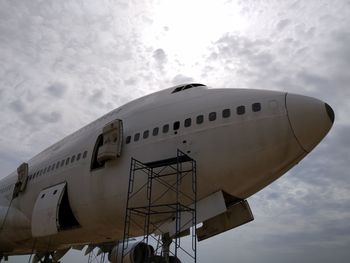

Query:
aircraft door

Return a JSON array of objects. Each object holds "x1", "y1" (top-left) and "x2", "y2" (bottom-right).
[
  {"x1": 31, "y1": 182, "x2": 79, "y2": 237},
  {"x1": 91, "y1": 119, "x2": 123, "y2": 170},
  {"x1": 97, "y1": 119, "x2": 123, "y2": 163},
  {"x1": 13, "y1": 162, "x2": 29, "y2": 198}
]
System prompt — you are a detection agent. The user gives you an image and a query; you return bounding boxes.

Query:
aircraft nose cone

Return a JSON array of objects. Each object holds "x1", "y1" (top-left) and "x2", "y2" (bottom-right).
[{"x1": 286, "y1": 93, "x2": 334, "y2": 152}]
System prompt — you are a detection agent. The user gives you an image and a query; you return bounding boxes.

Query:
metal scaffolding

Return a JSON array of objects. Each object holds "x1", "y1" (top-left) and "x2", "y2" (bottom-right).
[
  {"x1": 87, "y1": 249, "x2": 107, "y2": 263},
  {"x1": 122, "y1": 149, "x2": 197, "y2": 263}
]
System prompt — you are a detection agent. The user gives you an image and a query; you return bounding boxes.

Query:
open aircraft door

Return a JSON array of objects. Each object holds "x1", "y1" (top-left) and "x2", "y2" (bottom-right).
[
  {"x1": 31, "y1": 182, "x2": 80, "y2": 237},
  {"x1": 91, "y1": 119, "x2": 123, "y2": 170},
  {"x1": 97, "y1": 119, "x2": 123, "y2": 162}
]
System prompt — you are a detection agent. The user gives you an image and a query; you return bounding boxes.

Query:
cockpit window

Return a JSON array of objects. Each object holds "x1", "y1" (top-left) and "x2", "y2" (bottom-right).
[{"x1": 172, "y1": 83, "x2": 206, "y2": 93}]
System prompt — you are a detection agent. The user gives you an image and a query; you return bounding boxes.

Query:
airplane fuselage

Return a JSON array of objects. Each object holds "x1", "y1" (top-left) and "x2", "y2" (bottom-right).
[{"x1": 0, "y1": 84, "x2": 334, "y2": 255}]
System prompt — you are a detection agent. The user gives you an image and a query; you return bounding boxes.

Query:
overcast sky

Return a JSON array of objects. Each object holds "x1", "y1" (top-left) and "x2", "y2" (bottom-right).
[{"x1": 1, "y1": 0, "x2": 349, "y2": 262}]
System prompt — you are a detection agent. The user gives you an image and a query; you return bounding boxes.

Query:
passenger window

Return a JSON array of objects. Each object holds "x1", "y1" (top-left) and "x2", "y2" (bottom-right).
[
  {"x1": 43, "y1": 168, "x2": 47, "y2": 174},
  {"x1": 134, "y1": 133, "x2": 140, "y2": 141},
  {"x1": 143, "y1": 130, "x2": 149, "y2": 139},
  {"x1": 209, "y1": 112, "x2": 216, "y2": 121},
  {"x1": 173, "y1": 121, "x2": 180, "y2": 130},
  {"x1": 83, "y1": 151, "x2": 88, "y2": 159},
  {"x1": 71, "y1": 155, "x2": 76, "y2": 163},
  {"x1": 126, "y1": 136, "x2": 131, "y2": 144},
  {"x1": 252, "y1": 103, "x2": 261, "y2": 112},
  {"x1": 237, "y1": 106, "x2": 245, "y2": 115},
  {"x1": 77, "y1": 153, "x2": 81, "y2": 161},
  {"x1": 196, "y1": 115, "x2": 204, "y2": 124},
  {"x1": 222, "y1": 109, "x2": 230, "y2": 118},
  {"x1": 184, "y1": 118, "x2": 191, "y2": 127},
  {"x1": 153, "y1": 127, "x2": 159, "y2": 136},
  {"x1": 56, "y1": 162, "x2": 60, "y2": 169},
  {"x1": 47, "y1": 166, "x2": 51, "y2": 172},
  {"x1": 60, "y1": 160, "x2": 65, "y2": 167},
  {"x1": 163, "y1": 124, "x2": 169, "y2": 133},
  {"x1": 66, "y1": 158, "x2": 70, "y2": 165}
]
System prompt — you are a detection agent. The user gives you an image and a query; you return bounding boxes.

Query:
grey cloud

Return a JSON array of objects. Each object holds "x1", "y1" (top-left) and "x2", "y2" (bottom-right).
[
  {"x1": 265, "y1": 192, "x2": 281, "y2": 200},
  {"x1": 294, "y1": 24, "x2": 316, "y2": 38},
  {"x1": 297, "y1": 71, "x2": 330, "y2": 90},
  {"x1": 9, "y1": 100, "x2": 25, "y2": 113},
  {"x1": 250, "y1": 52, "x2": 274, "y2": 67},
  {"x1": 89, "y1": 89, "x2": 104, "y2": 103},
  {"x1": 124, "y1": 77, "x2": 138, "y2": 86},
  {"x1": 208, "y1": 34, "x2": 274, "y2": 70},
  {"x1": 327, "y1": 30, "x2": 350, "y2": 67},
  {"x1": 47, "y1": 82, "x2": 68, "y2": 98},
  {"x1": 19, "y1": 112, "x2": 42, "y2": 127},
  {"x1": 261, "y1": 222, "x2": 350, "y2": 251},
  {"x1": 153, "y1": 48, "x2": 167, "y2": 70},
  {"x1": 39, "y1": 111, "x2": 62, "y2": 123},
  {"x1": 277, "y1": 19, "x2": 291, "y2": 31},
  {"x1": 87, "y1": 88, "x2": 114, "y2": 110},
  {"x1": 172, "y1": 74, "x2": 194, "y2": 85},
  {"x1": 0, "y1": 149, "x2": 28, "y2": 176}
]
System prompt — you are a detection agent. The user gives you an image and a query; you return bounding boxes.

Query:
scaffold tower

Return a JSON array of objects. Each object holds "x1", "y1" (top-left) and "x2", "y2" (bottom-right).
[{"x1": 122, "y1": 149, "x2": 197, "y2": 263}]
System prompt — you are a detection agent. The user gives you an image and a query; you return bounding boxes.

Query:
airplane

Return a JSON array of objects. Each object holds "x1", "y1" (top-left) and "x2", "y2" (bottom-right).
[{"x1": 0, "y1": 83, "x2": 334, "y2": 263}]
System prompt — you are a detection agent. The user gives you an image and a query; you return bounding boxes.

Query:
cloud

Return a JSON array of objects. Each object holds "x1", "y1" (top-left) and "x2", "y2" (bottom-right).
[
  {"x1": 46, "y1": 82, "x2": 68, "y2": 98},
  {"x1": 9, "y1": 100, "x2": 25, "y2": 113},
  {"x1": 208, "y1": 34, "x2": 273, "y2": 68},
  {"x1": 39, "y1": 111, "x2": 62, "y2": 123},
  {"x1": 329, "y1": 30, "x2": 350, "y2": 66},
  {"x1": 297, "y1": 71, "x2": 330, "y2": 90},
  {"x1": 152, "y1": 48, "x2": 167, "y2": 70},
  {"x1": 172, "y1": 74, "x2": 194, "y2": 85},
  {"x1": 124, "y1": 77, "x2": 138, "y2": 86},
  {"x1": 276, "y1": 19, "x2": 291, "y2": 31},
  {"x1": 88, "y1": 89, "x2": 104, "y2": 103}
]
